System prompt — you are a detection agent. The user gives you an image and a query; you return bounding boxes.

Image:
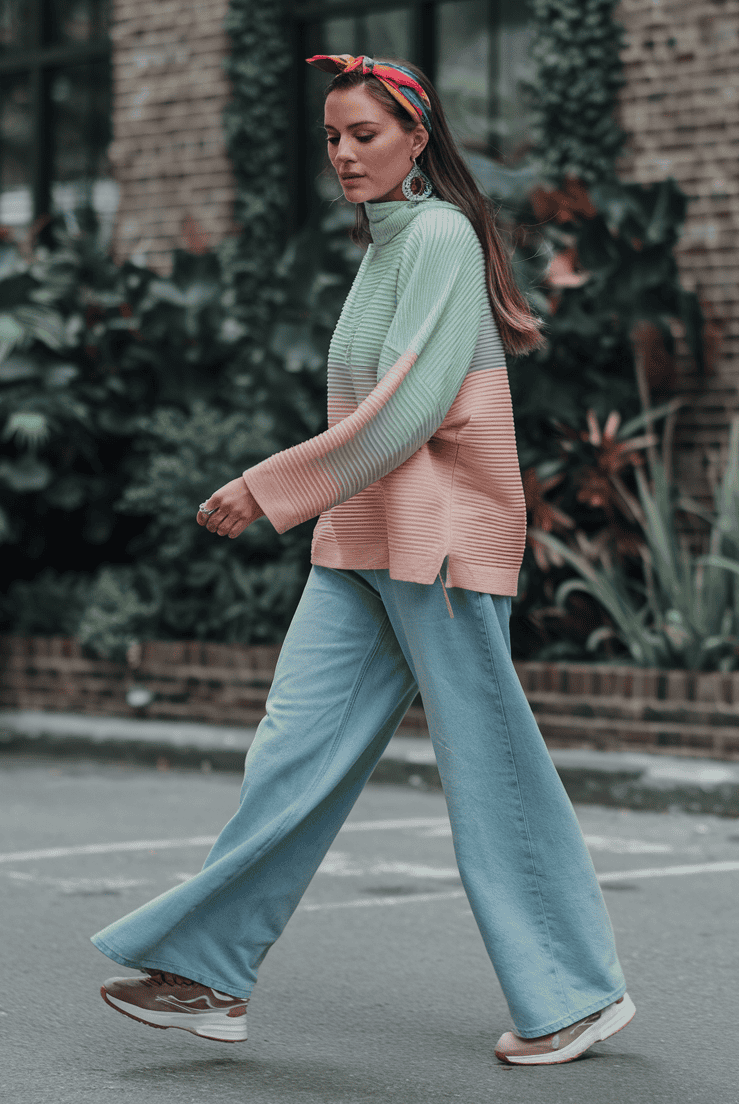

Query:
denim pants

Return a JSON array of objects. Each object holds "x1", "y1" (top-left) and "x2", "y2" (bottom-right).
[{"x1": 91, "y1": 563, "x2": 626, "y2": 1037}]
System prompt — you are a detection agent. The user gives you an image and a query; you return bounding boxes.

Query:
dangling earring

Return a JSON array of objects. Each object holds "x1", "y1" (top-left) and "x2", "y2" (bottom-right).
[{"x1": 402, "y1": 156, "x2": 433, "y2": 201}]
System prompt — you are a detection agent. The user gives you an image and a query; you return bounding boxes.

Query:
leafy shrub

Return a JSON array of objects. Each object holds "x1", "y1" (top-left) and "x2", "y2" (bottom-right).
[
  {"x1": 498, "y1": 175, "x2": 707, "y2": 657},
  {"x1": 0, "y1": 569, "x2": 90, "y2": 636},
  {"x1": 76, "y1": 402, "x2": 314, "y2": 658},
  {"x1": 0, "y1": 206, "x2": 362, "y2": 653},
  {"x1": 0, "y1": 214, "x2": 252, "y2": 582},
  {"x1": 532, "y1": 416, "x2": 739, "y2": 671}
]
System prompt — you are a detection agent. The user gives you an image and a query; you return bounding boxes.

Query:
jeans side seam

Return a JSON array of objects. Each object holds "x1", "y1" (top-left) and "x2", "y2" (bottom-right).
[{"x1": 475, "y1": 592, "x2": 569, "y2": 1017}]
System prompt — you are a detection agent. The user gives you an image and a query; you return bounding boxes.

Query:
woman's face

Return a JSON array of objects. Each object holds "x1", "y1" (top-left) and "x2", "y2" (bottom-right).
[{"x1": 324, "y1": 84, "x2": 428, "y2": 204}]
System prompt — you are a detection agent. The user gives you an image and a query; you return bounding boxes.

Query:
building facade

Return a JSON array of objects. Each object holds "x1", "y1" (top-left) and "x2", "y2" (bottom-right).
[{"x1": 1, "y1": 0, "x2": 737, "y2": 497}]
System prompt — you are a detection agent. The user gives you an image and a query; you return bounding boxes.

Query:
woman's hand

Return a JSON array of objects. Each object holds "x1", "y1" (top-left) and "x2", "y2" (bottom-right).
[{"x1": 196, "y1": 477, "x2": 265, "y2": 539}]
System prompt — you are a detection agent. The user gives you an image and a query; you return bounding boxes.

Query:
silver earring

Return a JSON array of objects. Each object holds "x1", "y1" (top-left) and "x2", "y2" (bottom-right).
[{"x1": 401, "y1": 157, "x2": 433, "y2": 201}]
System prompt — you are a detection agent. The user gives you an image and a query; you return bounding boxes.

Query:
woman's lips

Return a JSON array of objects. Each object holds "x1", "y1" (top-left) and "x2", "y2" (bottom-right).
[{"x1": 342, "y1": 175, "x2": 364, "y2": 184}]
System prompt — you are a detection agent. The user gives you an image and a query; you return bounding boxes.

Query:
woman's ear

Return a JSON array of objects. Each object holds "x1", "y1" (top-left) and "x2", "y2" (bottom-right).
[{"x1": 412, "y1": 127, "x2": 429, "y2": 160}]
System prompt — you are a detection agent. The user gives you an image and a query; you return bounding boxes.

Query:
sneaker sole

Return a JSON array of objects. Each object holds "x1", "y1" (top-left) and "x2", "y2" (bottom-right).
[
  {"x1": 495, "y1": 993, "x2": 636, "y2": 1065},
  {"x1": 101, "y1": 987, "x2": 248, "y2": 1042}
]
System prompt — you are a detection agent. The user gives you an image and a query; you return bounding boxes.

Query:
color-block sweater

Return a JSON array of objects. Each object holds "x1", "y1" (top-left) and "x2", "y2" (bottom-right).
[{"x1": 242, "y1": 197, "x2": 527, "y2": 611}]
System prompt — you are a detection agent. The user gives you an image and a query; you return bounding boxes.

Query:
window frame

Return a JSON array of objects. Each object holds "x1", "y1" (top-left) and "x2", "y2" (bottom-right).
[
  {"x1": 287, "y1": 0, "x2": 438, "y2": 233},
  {"x1": 0, "y1": 0, "x2": 110, "y2": 224},
  {"x1": 287, "y1": 0, "x2": 534, "y2": 234}
]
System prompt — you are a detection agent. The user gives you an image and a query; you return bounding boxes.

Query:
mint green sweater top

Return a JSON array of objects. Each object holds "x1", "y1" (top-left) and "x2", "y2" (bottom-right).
[{"x1": 243, "y1": 197, "x2": 527, "y2": 607}]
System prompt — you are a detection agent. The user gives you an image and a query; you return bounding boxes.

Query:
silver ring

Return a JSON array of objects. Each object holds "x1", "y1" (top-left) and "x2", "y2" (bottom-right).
[{"x1": 199, "y1": 502, "x2": 218, "y2": 516}]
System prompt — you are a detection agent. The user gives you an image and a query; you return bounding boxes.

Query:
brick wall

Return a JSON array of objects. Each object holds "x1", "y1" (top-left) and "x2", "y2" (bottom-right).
[
  {"x1": 3, "y1": 636, "x2": 738, "y2": 758},
  {"x1": 617, "y1": 0, "x2": 739, "y2": 500},
  {"x1": 109, "y1": 0, "x2": 236, "y2": 272}
]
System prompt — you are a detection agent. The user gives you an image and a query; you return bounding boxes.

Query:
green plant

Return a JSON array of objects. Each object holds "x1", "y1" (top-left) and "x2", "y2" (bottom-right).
[
  {"x1": 75, "y1": 402, "x2": 314, "y2": 658},
  {"x1": 75, "y1": 209, "x2": 363, "y2": 657},
  {"x1": 221, "y1": 0, "x2": 291, "y2": 344},
  {"x1": 0, "y1": 569, "x2": 90, "y2": 636},
  {"x1": 0, "y1": 216, "x2": 251, "y2": 571},
  {"x1": 0, "y1": 200, "x2": 362, "y2": 639},
  {"x1": 502, "y1": 174, "x2": 708, "y2": 657},
  {"x1": 528, "y1": 0, "x2": 626, "y2": 185},
  {"x1": 530, "y1": 416, "x2": 739, "y2": 670}
]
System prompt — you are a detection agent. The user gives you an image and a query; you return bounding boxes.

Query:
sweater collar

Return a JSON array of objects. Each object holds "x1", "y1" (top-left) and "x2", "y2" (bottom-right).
[{"x1": 364, "y1": 198, "x2": 437, "y2": 246}]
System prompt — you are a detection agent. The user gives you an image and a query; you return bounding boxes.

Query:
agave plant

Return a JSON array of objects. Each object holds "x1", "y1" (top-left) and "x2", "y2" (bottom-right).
[{"x1": 531, "y1": 416, "x2": 739, "y2": 670}]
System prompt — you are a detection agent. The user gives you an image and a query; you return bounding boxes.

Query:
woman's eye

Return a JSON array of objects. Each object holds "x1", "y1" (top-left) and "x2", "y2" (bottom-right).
[{"x1": 326, "y1": 135, "x2": 373, "y2": 145}]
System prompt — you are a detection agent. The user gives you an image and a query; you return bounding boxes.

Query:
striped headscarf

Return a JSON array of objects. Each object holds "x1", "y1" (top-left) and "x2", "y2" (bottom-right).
[{"x1": 306, "y1": 54, "x2": 433, "y2": 134}]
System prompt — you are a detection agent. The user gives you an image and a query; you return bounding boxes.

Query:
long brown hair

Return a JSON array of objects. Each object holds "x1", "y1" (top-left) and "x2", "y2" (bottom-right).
[{"x1": 321, "y1": 58, "x2": 545, "y2": 356}]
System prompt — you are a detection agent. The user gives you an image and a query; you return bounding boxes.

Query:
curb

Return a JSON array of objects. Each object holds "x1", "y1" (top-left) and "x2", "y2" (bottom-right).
[{"x1": 2, "y1": 710, "x2": 739, "y2": 817}]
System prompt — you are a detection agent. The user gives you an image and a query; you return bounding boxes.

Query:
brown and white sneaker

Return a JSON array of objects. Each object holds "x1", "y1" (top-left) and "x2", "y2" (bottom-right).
[
  {"x1": 494, "y1": 993, "x2": 635, "y2": 1065},
  {"x1": 100, "y1": 971, "x2": 248, "y2": 1042}
]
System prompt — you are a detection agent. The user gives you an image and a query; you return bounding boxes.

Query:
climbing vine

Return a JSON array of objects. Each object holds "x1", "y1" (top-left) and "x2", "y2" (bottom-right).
[
  {"x1": 221, "y1": 0, "x2": 292, "y2": 330},
  {"x1": 528, "y1": 0, "x2": 627, "y2": 184}
]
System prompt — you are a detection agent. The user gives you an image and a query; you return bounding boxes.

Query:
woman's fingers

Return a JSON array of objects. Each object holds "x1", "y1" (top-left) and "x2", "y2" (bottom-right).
[
  {"x1": 197, "y1": 479, "x2": 260, "y2": 537},
  {"x1": 208, "y1": 514, "x2": 227, "y2": 533},
  {"x1": 226, "y1": 517, "x2": 249, "y2": 539}
]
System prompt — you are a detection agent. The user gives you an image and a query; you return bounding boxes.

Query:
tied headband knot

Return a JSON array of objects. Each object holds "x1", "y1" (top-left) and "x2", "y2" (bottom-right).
[{"x1": 306, "y1": 53, "x2": 433, "y2": 135}]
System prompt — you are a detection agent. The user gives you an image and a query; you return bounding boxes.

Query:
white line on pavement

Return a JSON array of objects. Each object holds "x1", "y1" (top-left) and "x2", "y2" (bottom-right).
[
  {"x1": 0, "y1": 819, "x2": 451, "y2": 864},
  {"x1": 300, "y1": 860, "x2": 739, "y2": 912},
  {"x1": 0, "y1": 837, "x2": 219, "y2": 864},
  {"x1": 302, "y1": 890, "x2": 468, "y2": 911},
  {"x1": 4, "y1": 871, "x2": 151, "y2": 892},
  {"x1": 342, "y1": 818, "x2": 450, "y2": 832},
  {"x1": 597, "y1": 860, "x2": 739, "y2": 881}
]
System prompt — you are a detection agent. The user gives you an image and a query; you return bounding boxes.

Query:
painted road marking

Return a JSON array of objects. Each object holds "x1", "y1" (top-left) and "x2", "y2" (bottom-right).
[
  {"x1": 0, "y1": 819, "x2": 451, "y2": 865},
  {"x1": 0, "y1": 837, "x2": 219, "y2": 864},
  {"x1": 300, "y1": 860, "x2": 739, "y2": 911},
  {"x1": 597, "y1": 860, "x2": 739, "y2": 882},
  {"x1": 302, "y1": 890, "x2": 467, "y2": 912},
  {"x1": 583, "y1": 835, "x2": 673, "y2": 854},
  {"x1": 419, "y1": 826, "x2": 677, "y2": 853},
  {"x1": 4, "y1": 871, "x2": 150, "y2": 892},
  {"x1": 7, "y1": 855, "x2": 739, "y2": 903},
  {"x1": 317, "y1": 852, "x2": 459, "y2": 879}
]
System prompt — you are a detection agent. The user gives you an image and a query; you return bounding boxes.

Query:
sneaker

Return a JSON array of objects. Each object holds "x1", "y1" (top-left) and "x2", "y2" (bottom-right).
[
  {"x1": 494, "y1": 993, "x2": 635, "y2": 1065},
  {"x1": 100, "y1": 970, "x2": 248, "y2": 1042}
]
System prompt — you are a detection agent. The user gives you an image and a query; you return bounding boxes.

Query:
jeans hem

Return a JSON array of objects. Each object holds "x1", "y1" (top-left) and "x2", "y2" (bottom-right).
[
  {"x1": 90, "y1": 934, "x2": 252, "y2": 1001},
  {"x1": 511, "y1": 982, "x2": 628, "y2": 1038}
]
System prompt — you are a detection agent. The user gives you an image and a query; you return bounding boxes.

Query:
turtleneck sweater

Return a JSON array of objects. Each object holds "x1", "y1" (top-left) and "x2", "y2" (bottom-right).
[{"x1": 242, "y1": 197, "x2": 527, "y2": 609}]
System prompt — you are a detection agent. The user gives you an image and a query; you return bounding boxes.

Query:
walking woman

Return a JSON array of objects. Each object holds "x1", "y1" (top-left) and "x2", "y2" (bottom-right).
[{"x1": 92, "y1": 54, "x2": 635, "y2": 1065}]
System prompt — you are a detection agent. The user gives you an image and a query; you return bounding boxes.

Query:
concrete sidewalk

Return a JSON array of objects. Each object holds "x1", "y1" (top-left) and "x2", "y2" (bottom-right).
[{"x1": 2, "y1": 709, "x2": 739, "y2": 817}]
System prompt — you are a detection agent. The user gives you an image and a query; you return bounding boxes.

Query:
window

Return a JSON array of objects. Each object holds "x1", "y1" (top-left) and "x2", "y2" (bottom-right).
[
  {"x1": 0, "y1": 0, "x2": 115, "y2": 238},
  {"x1": 290, "y1": 0, "x2": 534, "y2": 227}
]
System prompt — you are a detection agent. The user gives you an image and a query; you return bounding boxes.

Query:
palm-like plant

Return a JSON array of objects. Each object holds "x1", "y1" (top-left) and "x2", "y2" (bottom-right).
[{"x1": 532, "y1": 414, "x2": 739, "y2": 670}]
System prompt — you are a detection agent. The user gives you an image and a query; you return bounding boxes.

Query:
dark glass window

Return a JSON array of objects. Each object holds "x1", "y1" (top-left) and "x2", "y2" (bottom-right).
[
  {"x1": 291, "y1": 0, "x2": 534, "y2": 227},
  {"x1": 0, "y1": 0, "x2": 113, "y2": 237}
]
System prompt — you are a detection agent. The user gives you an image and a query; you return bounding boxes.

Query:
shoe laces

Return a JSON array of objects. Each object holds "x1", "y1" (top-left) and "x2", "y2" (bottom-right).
[{"x1": 146, "y1": 970, "x2": 196, "y2": 987}]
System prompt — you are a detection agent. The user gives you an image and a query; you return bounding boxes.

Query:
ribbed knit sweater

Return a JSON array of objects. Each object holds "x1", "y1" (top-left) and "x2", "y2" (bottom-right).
[{"x1": 242, "y1": 197, "x2": 527, "y2": 608}]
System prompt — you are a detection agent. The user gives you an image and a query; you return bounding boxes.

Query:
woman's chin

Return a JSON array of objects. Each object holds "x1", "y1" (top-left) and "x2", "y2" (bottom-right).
[{"x1": 343, "y1": 184, "x2": 370, "y2": 203}]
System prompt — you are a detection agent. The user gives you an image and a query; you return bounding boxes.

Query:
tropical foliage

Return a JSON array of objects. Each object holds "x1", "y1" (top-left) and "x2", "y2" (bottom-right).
[
  {"x1": 496, "y1": 173, "x2": 709, "y2": 657},
  {"x1": 531, "y1": 415, "x2": 739, "y2": 671}
]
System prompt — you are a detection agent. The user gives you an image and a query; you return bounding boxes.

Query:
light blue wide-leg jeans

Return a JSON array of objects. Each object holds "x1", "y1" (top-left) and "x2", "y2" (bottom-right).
[{"x1": 91, "y1": 563, "x2": 626, "y2": 1038}]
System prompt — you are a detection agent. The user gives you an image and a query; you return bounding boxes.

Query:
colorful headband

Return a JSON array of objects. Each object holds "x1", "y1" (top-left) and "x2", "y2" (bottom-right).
[{"x1": 306, "y1": 54, "x2": 433, "y2": 134}]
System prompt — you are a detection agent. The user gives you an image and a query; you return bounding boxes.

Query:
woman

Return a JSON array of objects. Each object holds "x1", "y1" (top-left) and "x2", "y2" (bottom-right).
[{"x1": 92, "y1": 54, "x2": 635, "y2": 1066}]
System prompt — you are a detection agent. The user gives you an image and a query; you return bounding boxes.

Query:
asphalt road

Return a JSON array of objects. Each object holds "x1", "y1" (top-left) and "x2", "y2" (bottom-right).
[{"x1": 2, "y1": 755, "x2": 738, "y2": 1104}]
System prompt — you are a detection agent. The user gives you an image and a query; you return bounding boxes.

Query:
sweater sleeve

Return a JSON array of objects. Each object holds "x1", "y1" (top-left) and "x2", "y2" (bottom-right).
[{"x1": 242, "y1": 210, "x2": 488, "y2": 534}]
